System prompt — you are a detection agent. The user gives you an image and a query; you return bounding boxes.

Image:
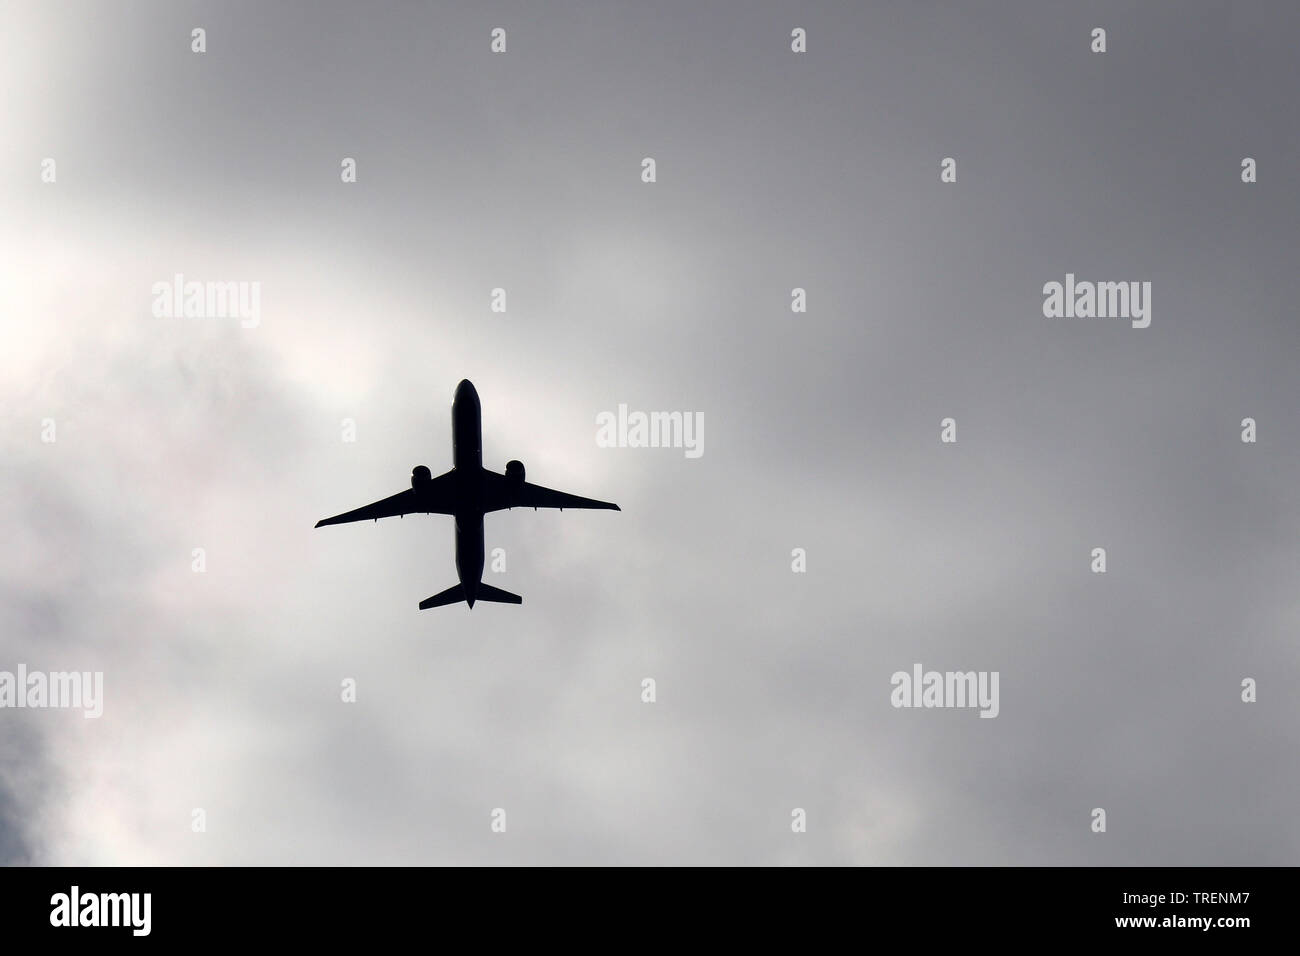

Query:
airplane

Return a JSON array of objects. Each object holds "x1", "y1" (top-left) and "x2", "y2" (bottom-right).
[{"x1": 315, "y1": 379, "x2": 620, "y2": 609}]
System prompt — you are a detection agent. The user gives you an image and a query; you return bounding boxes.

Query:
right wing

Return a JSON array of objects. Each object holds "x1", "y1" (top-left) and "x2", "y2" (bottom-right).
[
  {"x1": 480, "y1": 470, "x2": 620, "y2": 513},
  {"x1": 512, "y1": 481, "x2": 621, "y2": 512},
  {"x1": 315, "y1": 470, "x2": 459, "y2": 527}
]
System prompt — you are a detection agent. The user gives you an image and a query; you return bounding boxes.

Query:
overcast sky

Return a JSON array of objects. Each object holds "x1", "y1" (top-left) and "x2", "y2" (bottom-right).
[{"x1": 2, "y1": 0, "x2": 1298, "y2": 865}]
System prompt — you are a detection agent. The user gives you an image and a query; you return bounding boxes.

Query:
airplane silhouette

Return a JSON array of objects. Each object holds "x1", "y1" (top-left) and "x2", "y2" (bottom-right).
[{"x1": 315, "y1": 379, "x2": 620, "y2": 609}]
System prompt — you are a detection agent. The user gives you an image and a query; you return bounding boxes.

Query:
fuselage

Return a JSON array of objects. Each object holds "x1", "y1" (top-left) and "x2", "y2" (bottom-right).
[{"x1": 452, "y1": 379, "x2": 486, "y2": 606}]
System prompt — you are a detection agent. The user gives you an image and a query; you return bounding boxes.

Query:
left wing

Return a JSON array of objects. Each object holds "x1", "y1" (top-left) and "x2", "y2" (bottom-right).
[
  {"x1": 481, "y1": 470, "x2": 620, "y2": 513},
  {"x1": 315, "y1": 470, "x2": 459, "y2": 527}
]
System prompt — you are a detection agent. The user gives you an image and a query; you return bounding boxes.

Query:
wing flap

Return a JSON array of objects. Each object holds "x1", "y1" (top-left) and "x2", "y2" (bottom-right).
[
  {"x1": 481, "y1": 470, "x2": 619, "y2": 512},
  {"x1": 515, "y1": 481, "x2": 621, "y2": 511}
]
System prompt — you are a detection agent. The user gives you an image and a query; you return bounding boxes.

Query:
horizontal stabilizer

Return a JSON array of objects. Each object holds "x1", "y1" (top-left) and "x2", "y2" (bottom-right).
[
  {"x1": 476, "y1": 583, "x2": 522, "y2": 604},
  {"x1": 419, "y1": 584, "x2": 465, "y2": 609}
]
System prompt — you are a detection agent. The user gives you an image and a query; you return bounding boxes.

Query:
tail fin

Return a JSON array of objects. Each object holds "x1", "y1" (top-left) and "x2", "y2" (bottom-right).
[
  {"x1": 476, "y1": 583, "x2": 522, "y2": 605},
  {"x1": 419, "y1": 584, "x2": 465, "y2": 609},
  {"x1": 417, "y1": 582, "x2": 522, "y2": 609}
]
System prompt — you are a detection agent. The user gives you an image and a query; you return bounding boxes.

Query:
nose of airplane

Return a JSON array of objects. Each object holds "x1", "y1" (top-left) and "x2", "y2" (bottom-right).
[{"x1": 455, "y1": 379, "x2": 479, "y2": 406}]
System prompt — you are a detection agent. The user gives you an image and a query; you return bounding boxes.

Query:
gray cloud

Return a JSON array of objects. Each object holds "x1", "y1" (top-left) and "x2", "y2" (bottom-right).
[{"x1": 1, "y1": 0, "x2": 1297, "y2": 864}]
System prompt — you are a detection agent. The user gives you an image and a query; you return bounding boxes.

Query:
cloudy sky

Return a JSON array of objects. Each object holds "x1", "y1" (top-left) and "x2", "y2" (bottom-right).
[{"x1": 2, "y1": 0, "x2": 1298, "y2": 865}]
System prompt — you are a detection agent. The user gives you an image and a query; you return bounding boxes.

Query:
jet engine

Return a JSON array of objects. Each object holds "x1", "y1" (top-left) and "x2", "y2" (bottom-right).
[
  {"x1": 505, "y1": 459, "x2": 525, "y2": 489},
  {"x1": 411, "y1": 464, "x2": 432, "y2": 488}
]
